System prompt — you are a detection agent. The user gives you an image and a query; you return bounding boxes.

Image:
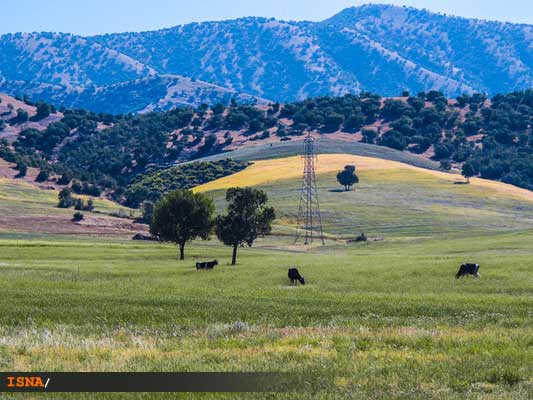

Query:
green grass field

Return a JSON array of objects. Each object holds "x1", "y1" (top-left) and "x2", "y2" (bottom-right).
[
  {"x1": 1, "y1": 154, "x2": 532, "y2": 399},
  {"x1": 0, "y1": 234, "x2": 532, "y2": 399}
]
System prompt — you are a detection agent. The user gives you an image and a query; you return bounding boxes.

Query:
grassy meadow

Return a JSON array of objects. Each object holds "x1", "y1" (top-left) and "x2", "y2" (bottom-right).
[{"x1": 0, "y1": 153, "x2": 532, "y2": 399}]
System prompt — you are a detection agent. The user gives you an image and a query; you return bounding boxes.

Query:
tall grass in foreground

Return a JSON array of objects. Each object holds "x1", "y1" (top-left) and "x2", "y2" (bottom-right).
[{"x1": 0, "y1": 232, "x2": 532, "y2": 399}]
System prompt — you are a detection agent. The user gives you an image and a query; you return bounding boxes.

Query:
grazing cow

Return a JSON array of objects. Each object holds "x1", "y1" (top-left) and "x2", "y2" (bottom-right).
[
  {"x1": 456, "y1": 263, "x2": 480, "y2": 278},
  {"x1": 196, "y1": 260, "x2": 218, "y2": 270},
  {"x1": 288, "y1": 268, "x2": 305, "y2": 285}
]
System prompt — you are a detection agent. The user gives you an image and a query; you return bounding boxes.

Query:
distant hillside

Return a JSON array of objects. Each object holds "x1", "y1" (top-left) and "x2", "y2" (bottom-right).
[
  {"x1": 1, "y1": 89, "x2": 531, "y2": 207},
  {"x1": 3, "y1": 5, "x2": 533, "y2": 112}
]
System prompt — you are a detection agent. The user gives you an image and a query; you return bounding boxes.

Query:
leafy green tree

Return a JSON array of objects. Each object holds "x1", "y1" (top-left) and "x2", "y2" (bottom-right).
[
  {"x1": 462, "y1": 162, "x2": 477, "y2": 183},
  {"x1": 86, "y1": 198, "x2": 94, "y2": 212},
  {"x1": 323, "y1": 113, "x2": 343, "y2": 132},
  {"x1": 35, "y1": 102, "x2": 51, "y2": 120},
  {"x1": 215, "y1": 187, "x2": 275, "y2": 265},
  {"x1": 150, "y1": 190, "x2": 214, "y2": 260},
  {"x1": 35, "y1": 169, "x2": 49, "y2": 182},
  {"x1": 15, "y1": 109, "x2": 29, "y2": 123},
  {"x1": 15, "y1": 162, "x2": 27, "y2": 178},
  {"x1": 57, "y1": 173, "x2": 72, "y2": 185},
  {"x1": 58, "y1": 188, "x2": 74, "y2": 208},
  {"x1": 380, "y1": 130, "x2": 407, "y2": 151},
  {"x1": 439, "y1": 159, "x2": 452, "y2": 171},
  {"x1": 141, "y1": 201, "x2": 155, "y2": 224},
  {"x1": 337, "y1": 165, "x2": 359, "y2": 191},
  {"x1": 74, "y1": 198, "x2": 85, "y2": 211}
]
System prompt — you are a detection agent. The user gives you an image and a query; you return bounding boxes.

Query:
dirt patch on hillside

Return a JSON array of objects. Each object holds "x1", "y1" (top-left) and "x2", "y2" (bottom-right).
[{"x1": 0, "y1": 212, "x2": 147, "y2": 237}]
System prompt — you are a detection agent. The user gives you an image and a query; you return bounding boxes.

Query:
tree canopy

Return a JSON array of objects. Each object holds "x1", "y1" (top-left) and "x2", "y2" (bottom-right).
[
  {"x1": 215, "y1": 187, "x2": 275, "y2": 265},
  {"x1": 337, "y1": 165, "x2": 359, "y2": 191},
  {"x1": 150, "y1": 190, "x2": 214, "y2": 260}
]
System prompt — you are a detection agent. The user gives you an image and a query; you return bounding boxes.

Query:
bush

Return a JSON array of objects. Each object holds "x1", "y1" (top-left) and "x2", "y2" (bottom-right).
[
  {"x1": 439, "y1": 159, "x2": 452, "y2": 171},
  {"x1": 72, "y1": 212, "x2": 84, "y2": 222},
  {"x1": 57, "y1": 173, "x2": 72, "y2": 185}
]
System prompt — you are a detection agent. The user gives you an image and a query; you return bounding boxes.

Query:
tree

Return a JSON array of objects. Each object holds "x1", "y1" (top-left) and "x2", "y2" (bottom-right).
[
  {"x1": 140, "y1": 201, "x2": 155, "y2": 224},
  {"x1": 57, "y1": 173, "x2": 72, "y2": 185},
  {"x1": 439, "y1": 159, "x2": 452, "y2": 171},
  {"x1": 462, "y1": 162, "x2": 477, "y2": 183},
  {"x1": 215, "y1": 187, "x2": 275, "y2": 265},
  {"x1": 150, "y1": 190, "x2": 214, "y2": 260},
  {"x1": 15, "y1": 109, "x2": 29, "y2": 123},
  {"x1": 15, "y1": 162, "x2": 27, "y2": 178},
  {"x1": 35, "y1": 102, "x2": 51, "y2": 120},
  {"x1": 74, "y1": 198, "x2": 85, "y2": 211},
  {"x1": 337, "y1": 165, "x2": 359, "y2": 191},
  {"x1": 58, "y1": 188, "x2": 74, "y2": 208},
  {"x1": 361, "y1": 128, "x2": 378, "y2": 144},
  {"x1": 35, "y1": 169, "x2": 49, "y2": 182},
  {"x1": 86, "y1": 198, "x2": 94, "y2": 211}
]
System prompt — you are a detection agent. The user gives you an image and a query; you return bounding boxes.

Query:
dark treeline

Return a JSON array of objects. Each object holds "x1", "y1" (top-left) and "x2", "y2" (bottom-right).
[{"x1": 1, "y1": 89, "x2": 532, "y2": 204}]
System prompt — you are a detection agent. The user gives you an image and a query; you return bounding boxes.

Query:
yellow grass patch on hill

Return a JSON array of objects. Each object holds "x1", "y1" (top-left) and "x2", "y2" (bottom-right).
[{"x1": 194, "y1": 154, "x2": 533, "y2": 203}]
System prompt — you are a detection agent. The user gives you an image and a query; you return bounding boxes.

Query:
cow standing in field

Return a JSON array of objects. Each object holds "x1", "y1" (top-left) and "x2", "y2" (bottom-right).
[
  {"x1": 196, "y1": 260, "x2": 218, "y2": 270},
  {"x1": 456, "y1": 263, "x2": 480, "y2": 278},
  {"x1": 288, "y1": 268, "x2": 305, "y2": 285}
]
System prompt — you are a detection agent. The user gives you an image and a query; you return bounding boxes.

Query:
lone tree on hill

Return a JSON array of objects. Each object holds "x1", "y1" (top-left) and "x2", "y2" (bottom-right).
[
  {"x1": 215, "y1": 187, "x2": 275, "y2": 265},
  {"x1": 462, "y1": 162, "x2": 477, "y2": 184},
  {"x1": 337, "y1": 165, "x2": 359, "y2": 191},
  {"x1": 150, "y1": 190, "x2": 214, "y2": 260}
]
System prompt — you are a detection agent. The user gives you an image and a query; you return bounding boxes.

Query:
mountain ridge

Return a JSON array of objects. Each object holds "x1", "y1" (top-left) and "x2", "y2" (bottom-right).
[{"x1": 2, "y1": 4, "x2": 533, "y2": 113}]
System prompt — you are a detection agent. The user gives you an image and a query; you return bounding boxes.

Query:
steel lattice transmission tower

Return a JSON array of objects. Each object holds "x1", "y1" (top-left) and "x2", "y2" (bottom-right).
[{"x1": 295, "y1": 133, "x2": 325, "y2": 245}]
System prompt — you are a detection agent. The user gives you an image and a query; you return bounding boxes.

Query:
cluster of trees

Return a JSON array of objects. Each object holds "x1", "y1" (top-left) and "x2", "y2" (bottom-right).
[
  {"x1": 57, "y1": 188, "x2": 94, "y2": 211},
  {"x1": 279, "y1": 93, "x2": 381, "y2": 134},
  {"x1": 125, "y1": 159, "x2": 249, "y2": 207},
  {"x1": 150, "y1": 187, "x2": 275, "y2": 264}
]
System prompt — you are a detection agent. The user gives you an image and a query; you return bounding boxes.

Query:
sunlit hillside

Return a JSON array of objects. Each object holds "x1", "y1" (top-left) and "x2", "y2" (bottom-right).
[{"x1": 196, "y1": 154, "x2": 533, "y2": 239}]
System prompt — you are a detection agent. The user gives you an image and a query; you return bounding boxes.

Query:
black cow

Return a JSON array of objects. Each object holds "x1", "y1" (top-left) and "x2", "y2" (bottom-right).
[
  {"x1": 196, "y1": 260, "x2": 218, "y2": 270},
  {"x1": 288, "y1": 268, "x2": 305, "y2": 285},
  {"x1": 456, "y1": 263, "x2": 480, "y2": 278}
]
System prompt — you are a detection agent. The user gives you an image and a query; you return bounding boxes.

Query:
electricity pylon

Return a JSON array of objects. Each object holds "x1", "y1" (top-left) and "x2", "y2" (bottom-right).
[{"x1": 294, "y1": 133, "x2": 325, "y2": 245}]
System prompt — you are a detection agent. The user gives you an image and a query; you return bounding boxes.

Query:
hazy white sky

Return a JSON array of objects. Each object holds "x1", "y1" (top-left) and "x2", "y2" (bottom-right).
[{"x1": 1, "y1": 0, "x2": 533, "y2": 35}]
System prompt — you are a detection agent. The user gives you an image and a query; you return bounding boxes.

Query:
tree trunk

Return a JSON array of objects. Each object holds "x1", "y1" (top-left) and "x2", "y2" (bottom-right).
[
  {"x1": 231, "y1": 244, "x2": 238, "y2": 265},
  {"x1": 179, "y1": 243, "x2": 185, "y2": 260}
]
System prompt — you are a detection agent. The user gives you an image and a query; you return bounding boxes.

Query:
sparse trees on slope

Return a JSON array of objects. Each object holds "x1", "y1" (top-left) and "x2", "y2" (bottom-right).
[
  {"x1": 150, "y1": 190, "x2": 214, "y2": 260},
  {"x1": 215, "y1": 187, "x2": 275, "y2": 265}
]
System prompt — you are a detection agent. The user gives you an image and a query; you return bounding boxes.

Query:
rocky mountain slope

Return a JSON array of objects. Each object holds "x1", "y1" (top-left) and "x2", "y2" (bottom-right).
[{"x1": 2, "y1": 5, "x2": 533, "y2": 113}]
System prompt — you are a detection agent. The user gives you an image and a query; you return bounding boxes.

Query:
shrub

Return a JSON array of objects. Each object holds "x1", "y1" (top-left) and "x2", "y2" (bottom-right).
[
  {"x1": 72, "y1": 212, "x2": 84, "y2": 222},
  {"x1": 35, "y1": 169, "x2": 49, "y2": 182}
]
